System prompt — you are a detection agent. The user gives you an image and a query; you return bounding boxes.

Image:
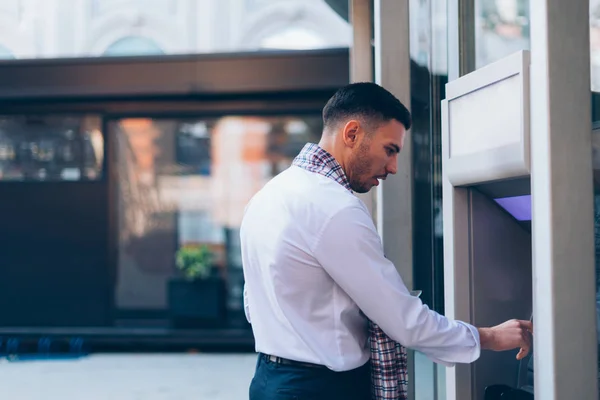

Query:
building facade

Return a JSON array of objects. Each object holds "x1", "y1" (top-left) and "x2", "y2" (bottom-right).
[{"x1": 0, "y1": 0, "x2": 351, "y2": 58}]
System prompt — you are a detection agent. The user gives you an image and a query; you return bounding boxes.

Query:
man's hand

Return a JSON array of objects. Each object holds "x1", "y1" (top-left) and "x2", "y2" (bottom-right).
[{"x1": 478, "y1": 319, "x2": 533, "y2": 360}]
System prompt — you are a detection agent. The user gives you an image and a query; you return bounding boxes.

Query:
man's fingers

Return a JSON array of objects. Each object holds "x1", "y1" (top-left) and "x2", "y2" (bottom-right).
[
  {"x1": 516, "y1": 347, "x2": 529, "y2": 360},
  {"x1": 521, "y1": 330, "x2": 532, "y2": 347},
  {"x1": 516, "y1": 329, "x2": 531, "y2": 360},
  {"x1": 519, "y1": 320, "x2": 533, "y2": 334}
]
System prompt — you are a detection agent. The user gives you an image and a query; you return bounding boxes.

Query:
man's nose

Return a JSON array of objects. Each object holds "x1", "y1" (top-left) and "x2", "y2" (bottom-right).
[{"x1": 386, "y1": 156, "x2": 398, "y2": 175}]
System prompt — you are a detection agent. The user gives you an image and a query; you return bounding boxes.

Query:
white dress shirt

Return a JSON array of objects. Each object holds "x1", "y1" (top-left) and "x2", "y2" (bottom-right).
[{"x1": 240, "y1": 165, "x2": 480, "y2": 372}]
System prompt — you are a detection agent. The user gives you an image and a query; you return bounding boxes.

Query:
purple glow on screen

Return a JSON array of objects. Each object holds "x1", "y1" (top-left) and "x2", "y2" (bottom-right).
[{"x1": 493, "y1": 195, "x2": 531, "y2": 221}]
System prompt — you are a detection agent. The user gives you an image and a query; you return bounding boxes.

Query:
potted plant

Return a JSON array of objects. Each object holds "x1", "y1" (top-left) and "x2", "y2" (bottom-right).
[{"x1": 167, "y1": 244, "x2": 226, "y2": 328}]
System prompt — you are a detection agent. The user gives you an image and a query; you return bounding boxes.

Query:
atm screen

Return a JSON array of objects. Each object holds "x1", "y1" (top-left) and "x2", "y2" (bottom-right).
[{"x1": 493, "y1": 195, "x2": 532, "y2": 221}]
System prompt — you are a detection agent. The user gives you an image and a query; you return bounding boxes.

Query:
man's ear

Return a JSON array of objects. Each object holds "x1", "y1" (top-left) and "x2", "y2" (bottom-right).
[{"x1": 342, "y1": 120, "x2": 361, "y2": 148}]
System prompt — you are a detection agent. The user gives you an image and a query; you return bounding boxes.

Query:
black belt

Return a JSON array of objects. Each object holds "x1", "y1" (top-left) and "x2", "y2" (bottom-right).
[{"x1": 261, "y1": 353, "x2": 328, "y2": 369}]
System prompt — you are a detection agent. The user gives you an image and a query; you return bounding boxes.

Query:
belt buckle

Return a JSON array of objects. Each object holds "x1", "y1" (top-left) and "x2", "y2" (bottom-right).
[{"x1": 267, "y1": 354, "x2": 281, "y2": 364}]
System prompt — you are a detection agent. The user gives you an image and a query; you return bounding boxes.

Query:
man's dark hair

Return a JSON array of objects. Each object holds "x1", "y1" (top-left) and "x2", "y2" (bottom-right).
[{"x1": 322, "y1": 82, "x2": 412, "y2": 134}]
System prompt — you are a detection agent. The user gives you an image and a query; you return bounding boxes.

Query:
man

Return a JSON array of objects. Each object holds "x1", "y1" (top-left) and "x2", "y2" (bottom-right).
[{"x1": 241, "y1": 82, "x2": 533, "y2": 400}]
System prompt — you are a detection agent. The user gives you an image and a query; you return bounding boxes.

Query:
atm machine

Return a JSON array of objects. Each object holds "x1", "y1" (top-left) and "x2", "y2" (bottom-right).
[{"x1": 441, "y1": 50, "x2": 535, "y2": 400}]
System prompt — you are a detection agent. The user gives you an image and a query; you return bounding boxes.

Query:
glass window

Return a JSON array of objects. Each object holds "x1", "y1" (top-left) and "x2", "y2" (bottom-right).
[
  {"x1": 592, "y1": 127, "x2": 600, "y2": 393},
  {"x1": 409, "y1": 0, "x2": 448, "y2": 398},
  {"x1": 0, "y1": 114, "x2": 104, "y2": 181},
  {"x1": 476, "y1": 0, "x2": 530, "y2": 69},
  {"x1": 591, "y1": 1, "x2": 600, "y2": 91},
  {"x1": 0, "y1": 0, "x2": 350, "y2": 60},
  {"x1": 112, "y1": 115, "x2": 322, "y2": 328}
]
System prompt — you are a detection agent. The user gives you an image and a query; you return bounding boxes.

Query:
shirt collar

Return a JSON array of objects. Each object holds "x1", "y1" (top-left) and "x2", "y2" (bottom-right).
[{"x1": 291, "y1": 143, "x2": 352, "y2": 193}]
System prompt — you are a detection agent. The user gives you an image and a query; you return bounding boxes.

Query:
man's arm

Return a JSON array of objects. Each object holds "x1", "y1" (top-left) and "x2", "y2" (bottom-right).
[
  {"x1": 312, "y1": 204, "x2": 531, "y2": 364},
  {"x1": 243, "y1": 283, "x2": 251, "y2": 324}
]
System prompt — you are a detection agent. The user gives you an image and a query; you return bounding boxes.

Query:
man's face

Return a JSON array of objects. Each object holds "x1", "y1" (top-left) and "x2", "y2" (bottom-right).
[{"x1": 344, "y1": 119, "x2": 406, "y2": 193}]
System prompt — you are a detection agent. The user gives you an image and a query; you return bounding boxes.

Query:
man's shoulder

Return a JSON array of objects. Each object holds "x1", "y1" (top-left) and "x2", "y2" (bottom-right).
[
  {"x1": 268, "y1": 166, "x2": 352, "y2": 197},
  {"x1": 249, "y1": 167, "x2": 367, "y2": 219},
  {"x1": 287, "y1": 167, "x2": 365, "y2": 212}
]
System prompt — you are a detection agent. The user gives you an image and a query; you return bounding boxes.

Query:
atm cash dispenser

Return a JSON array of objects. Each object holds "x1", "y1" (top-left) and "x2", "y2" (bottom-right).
[{"x1": 441, "y1": 50, "x2": 534, "y2": 400}]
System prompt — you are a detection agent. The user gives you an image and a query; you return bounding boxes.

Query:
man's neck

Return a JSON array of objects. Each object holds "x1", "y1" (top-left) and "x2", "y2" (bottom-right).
[{"x1": 318, "y1": 137, "x2": 347, "y2": 172}]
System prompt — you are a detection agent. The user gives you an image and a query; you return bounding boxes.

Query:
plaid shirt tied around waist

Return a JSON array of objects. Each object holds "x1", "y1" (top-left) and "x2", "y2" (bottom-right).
[{"x1": 292, "y1": 143, "x2": 408, "y2": 400}]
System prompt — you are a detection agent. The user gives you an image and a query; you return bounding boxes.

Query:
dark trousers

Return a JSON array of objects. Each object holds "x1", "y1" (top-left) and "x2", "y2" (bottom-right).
[{"x1": 249, "y1": 353, "x2": 371, "y2": 400}]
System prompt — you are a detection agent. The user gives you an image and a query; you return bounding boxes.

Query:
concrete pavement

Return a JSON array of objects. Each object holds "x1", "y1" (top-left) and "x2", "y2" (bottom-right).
[{"x1": 1, "y1": 353, "x2": 257, "y2": 400}]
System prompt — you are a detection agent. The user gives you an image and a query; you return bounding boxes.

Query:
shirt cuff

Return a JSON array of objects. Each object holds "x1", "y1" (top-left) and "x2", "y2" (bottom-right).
[
  {"x1": 424, "y1": 321, "x2": 481, "y2": 367},
  {"x1": 460, "y1": 321, "x2": 481, "y2": 361}
]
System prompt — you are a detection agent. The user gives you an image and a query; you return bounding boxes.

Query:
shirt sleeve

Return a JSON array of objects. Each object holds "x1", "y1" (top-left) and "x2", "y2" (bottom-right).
[{"x1": 312, "y1": 204, "x2": 481, "y2": 365}]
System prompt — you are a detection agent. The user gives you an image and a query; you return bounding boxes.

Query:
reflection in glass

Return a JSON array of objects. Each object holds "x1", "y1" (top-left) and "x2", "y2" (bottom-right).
[
  {"x1": 590, "y1": 1, "x2": 600, "y2": 91},
  {"x1": 475, "y1": 0, "x2": 600, "y2": 91},
  {"x1": 113, "y1": 115, "x2": 322, "y2": 328},
  {"x1": 0, "y1": 115, "x2": 103, "y2": 181},
  {"x1": 476, "y1": 0, "x2": 530, "y2": 69}
]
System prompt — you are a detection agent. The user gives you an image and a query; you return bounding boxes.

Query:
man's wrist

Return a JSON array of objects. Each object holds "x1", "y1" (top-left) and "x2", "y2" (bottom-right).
[{"x1": 477, "y1": 327, "x2": 494, "y2": 350}]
